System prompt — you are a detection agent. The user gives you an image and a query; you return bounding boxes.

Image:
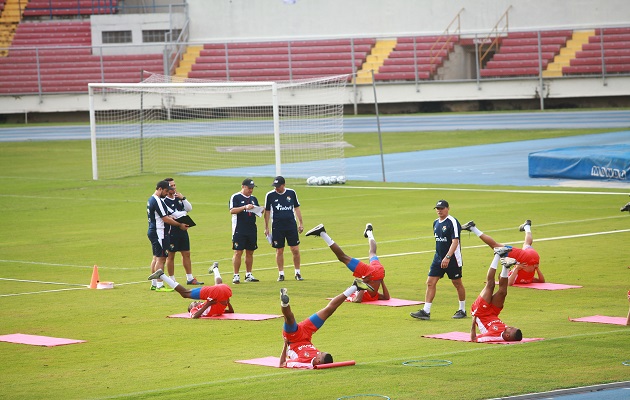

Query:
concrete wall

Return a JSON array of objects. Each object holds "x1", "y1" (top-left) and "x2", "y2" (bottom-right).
[
  {"x1": 90, "y1": 13, "x2": 186, "y2": 55},
  {"x1": 188, "y1": 0, "x2": 629, "y2": 42}
]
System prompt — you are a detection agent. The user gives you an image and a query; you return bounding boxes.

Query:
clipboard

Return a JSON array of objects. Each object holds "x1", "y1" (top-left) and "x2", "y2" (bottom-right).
[{"x1": 175, "y1": 215, "x2": 196, "y2": 227}]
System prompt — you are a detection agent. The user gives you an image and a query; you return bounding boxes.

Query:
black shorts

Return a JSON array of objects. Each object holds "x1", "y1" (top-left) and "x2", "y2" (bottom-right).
[
  {"x1": 271, "y1": 226, "x2": 300, "y2": 248},
  {"x1": 428, "y1": 259, "x2": 463, "y2": 280},
  {"x1": 232, "y1": 231, "x2": 258, "y2": 251},
  {"x1": 169, "y1": 229, "x2": 190, "y2": 253}
]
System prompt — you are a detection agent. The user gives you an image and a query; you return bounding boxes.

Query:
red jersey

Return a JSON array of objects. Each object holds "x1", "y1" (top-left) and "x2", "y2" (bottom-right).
[
  {"x1": 199, "y1": 284, "x2": 232, "y2": 302},
  {"x1": 509, "y1": 268, "x2": 536, "y2": 284},
  {"x1": 189, "y1": 284, "x2": 233, "y2": 317},
  {"x1": 189, "y1": 301, "x2": 229, "y2": 317},
  {"x1": 507, "y1": 246, "x2": 540, "y2": 266},
  {"x1": 352, "y1": 259, "x2": 385, "y2": 281},
  {"x1": 282, "y1": 318, "x2": 320, "y2": 369},
  {"x1": 471, "y1": 296, "x2": 507, "y2": 342}
]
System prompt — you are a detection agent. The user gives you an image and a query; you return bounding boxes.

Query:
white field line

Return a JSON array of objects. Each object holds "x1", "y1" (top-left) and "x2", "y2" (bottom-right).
[
  {"x1": 91, "y1": 327, "x2": 630, "y2": 400},
  {"x1": 1, "y1": 228, "x2": 628, "y2": 297},
  {"x1": 322, "y1": 185, "x2": 630, "y2": 195}
]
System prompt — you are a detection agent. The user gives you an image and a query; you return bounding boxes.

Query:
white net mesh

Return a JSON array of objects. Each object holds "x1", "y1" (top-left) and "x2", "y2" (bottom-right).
[{"x1": 89, "y1": 73, "x2": 350, "y2": 180}]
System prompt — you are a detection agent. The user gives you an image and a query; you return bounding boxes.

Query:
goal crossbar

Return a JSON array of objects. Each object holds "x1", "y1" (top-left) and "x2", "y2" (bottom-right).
[{"x1": 88, "y1": 74, "x2": 349, "y2": 180}]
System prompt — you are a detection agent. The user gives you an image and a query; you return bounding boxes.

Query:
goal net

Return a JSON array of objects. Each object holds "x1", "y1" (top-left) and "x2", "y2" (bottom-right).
[{"x1": 88, "y1": 73, "x2": 350, "y2": 180}]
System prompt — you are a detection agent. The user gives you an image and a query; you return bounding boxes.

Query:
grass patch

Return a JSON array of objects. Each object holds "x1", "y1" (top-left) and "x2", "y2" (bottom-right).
[{"x1": 0, "y1": 123, "x2": 628, "y2": 399}]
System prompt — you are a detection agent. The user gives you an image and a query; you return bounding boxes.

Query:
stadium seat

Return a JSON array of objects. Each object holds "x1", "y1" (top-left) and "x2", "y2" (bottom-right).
[
  {"x1": 0, "y1": 20, "x2": 163, "y2": 94},
  {"x1": 564, "y1": 27, "x2": 630, "y2": 76}
]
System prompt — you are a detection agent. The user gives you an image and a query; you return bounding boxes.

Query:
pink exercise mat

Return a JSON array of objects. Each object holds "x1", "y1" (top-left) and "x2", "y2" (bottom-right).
[
  {"x1": 0, "y1": 333, "x2": 86, "y2": 347},
  {"x1": 511, "y1": 282, "x2": 582, "y2": 290},
  {"x1": 569, "y1": 315, "x2": 627, "y2": 326},
  {"x1": 422, "y1": 331, "x2": 544, "y2": 344},
  {"x1": 168, "y1": 313, "x2": 281, "y2": 320},
  {"x1": 327, "y1": 296, "x2": 424, "y2": 306},
  {"x1": 235, "y1": 356, "x2": 355, "y2": 369}
]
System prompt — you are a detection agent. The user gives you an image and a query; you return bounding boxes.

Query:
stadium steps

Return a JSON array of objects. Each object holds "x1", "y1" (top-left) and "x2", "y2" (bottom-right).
[
  {"x1": 355, "y1": 38, "x2": 396, "y2": 84},
  {"x1": 0, "y1": 0, "x2": 26, "y2": 56},
  {"x1": 174, "y1": 44, "x2": 203, "y2": 78},
  {"x1": 543, "y1": 30, "x2": 594, "y2": 77}
]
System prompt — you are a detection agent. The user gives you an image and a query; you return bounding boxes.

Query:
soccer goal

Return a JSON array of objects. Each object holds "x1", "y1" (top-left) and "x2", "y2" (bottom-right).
[{"x1": 88, "y1": 73, "x2": 350, "y2": 180}]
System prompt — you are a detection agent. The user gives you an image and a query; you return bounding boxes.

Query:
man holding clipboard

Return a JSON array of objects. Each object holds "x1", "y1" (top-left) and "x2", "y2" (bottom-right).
[{"x1": 163, "y1": 178, "x2": 202, "y2": 286}]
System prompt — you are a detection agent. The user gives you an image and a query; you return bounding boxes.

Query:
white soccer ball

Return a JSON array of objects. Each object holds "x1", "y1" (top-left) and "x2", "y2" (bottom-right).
[
  {"x1": 337, "y1": 175, "x2": 346, "y2": 184},
  {"x1": 306, "y1": 176, "x2": 317, "y2": 185}
]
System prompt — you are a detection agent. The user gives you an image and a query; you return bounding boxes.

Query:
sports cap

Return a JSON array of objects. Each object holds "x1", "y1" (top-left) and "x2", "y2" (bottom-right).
[
  {"x1": 242, "y1": 178, "x2": 257, "y2": 188},
  {"x1": 434, "y1": 200, "x2": 449, "y2": 209},
  {"x1": 272, "y1": 176, "x2": 286, "y2": 187}
]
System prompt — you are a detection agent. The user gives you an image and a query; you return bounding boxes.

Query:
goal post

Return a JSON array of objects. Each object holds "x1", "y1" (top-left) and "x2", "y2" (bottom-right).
[{"x1": 88, "y1": 74, "x2": 350, "y2": 180}]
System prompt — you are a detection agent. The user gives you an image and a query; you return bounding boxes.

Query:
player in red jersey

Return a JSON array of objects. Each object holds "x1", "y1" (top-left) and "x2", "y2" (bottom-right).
[
  {"x1": 462, "y1": 219, "x2": 545, "y2": 286},
  {"x1": 148, "y1": 262, "x2": 234, "y2": 318},
  {"x1": 470, "y1": 254, "x2": 522, "y2": 343},
  {"x1": 278, "y1": 280, "x2": 372, "y2": 369},
  {"x1": 305, "y1": 223, "x2": 389, "y2": 303}
]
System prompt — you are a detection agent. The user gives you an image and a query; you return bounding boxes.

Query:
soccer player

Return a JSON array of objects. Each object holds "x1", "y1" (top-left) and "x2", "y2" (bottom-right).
[
  {"x1": 279, "y1": 279, "x2": 371, "y2": 369},
  {"x1": 264, "y1": 176, "x2": 305, "y2": 281},
  {"x1": 461, "y1": 219, "x2": 545, "y2": 286},
  {"x1": 148, "y1": 262, "x2": 234, "y2": 318},
  {"x1": 147, "y1": 180, "x2": 189, "y2": 291},
  {"x1": 163, "y1": 178, "x2": 203, "y2": 286},
  {"x1": 305, "y1": 222, "x2": 389, "y2": 303},
  {"x1": 229, "y1": 178, "x2": 262, "y2": 284},
  {"x1": 411, "y1": 200, "x2": 467, "y2": 320},
  {"x1": 470, "y1": 254, "x2": 523, "y2": 342}
]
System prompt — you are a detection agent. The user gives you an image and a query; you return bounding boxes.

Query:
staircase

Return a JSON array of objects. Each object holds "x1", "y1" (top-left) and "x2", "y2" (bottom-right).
[
  {"x1": 0, "y1": 0, "x2": 27, "y2": 56},
  {"x1": 355, "y1": 39, "x2": 396, "y2": 84},
  {"x1": 543, "y1": 30, "x2": 594, "y2": 78},
  {"x1": 174, "y1": 45, "x2": 203, "y2": 78}
]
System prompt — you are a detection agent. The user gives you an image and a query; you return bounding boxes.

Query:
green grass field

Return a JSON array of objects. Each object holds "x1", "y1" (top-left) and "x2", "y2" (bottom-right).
[{"x1": 0, "y1": 123, "x2": 629, "y2": 400}]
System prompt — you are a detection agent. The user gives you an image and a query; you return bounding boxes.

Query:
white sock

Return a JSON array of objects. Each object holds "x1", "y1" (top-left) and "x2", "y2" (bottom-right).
[
  {"x1": 471, "y1": 227, "x2": 482, "y2": 236},
  {"x1": 343, "y1": 285, "x2": 358, "y2": 298},
  {"x1": 490, "y1": 254, "x2": 500, "y2": 269},
  {"x1": 170, "y1": 275, "x2": 177, "y2": 283},
  {"x1": 213, "y1": 267, "x2": 221, "y2": 280},
  {"x1": 459, "y1": 300, "x2": 466, "y2": 311},
  {"x1": 524, "y1": 225, "x2": 532, "y2": 233},
  {"x1": 501, "y1": 266, "x2": 510, "y2": 278},
  {"x1": 151, "y1": 279, "x2": 157, "y2": 286},
  {"x1": 424, "y1": 302, "x2": 432, "y2": 313},
  {"x1": 279, "y1": 271, "x2": 285, "y2": 277},
  {"x1": 294, "y1": 269, "x2": 301, "y2": 276},
  {"x1": 161, "y1": 274, "x2": 178, "y2": 289},
  {"x1": 156, "y1": 281, "x2": 164, "y2": 288},
  {"x1": 366, "y1": 230, "x2": 375, "y2": 240},
  {"x1": 320, "y1": 232, "x2": 335, "y2": 246},
  {"x1": 186, "y1": 274, "x2": 194, "y2": 281}
]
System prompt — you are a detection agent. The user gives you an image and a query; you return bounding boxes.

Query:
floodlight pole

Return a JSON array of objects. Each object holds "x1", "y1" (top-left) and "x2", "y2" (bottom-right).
[{"x1": 371, "y1": 70, "x2": 386, "y2": 182}]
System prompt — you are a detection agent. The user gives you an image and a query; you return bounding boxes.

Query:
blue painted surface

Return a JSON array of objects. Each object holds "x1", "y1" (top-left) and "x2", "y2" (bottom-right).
[
  {"x1": 1, "y1": 110, "x2": 629, "y2": 142},
  {"x1": 187, "y1": 130, "x2": 630, "y2": 187}
]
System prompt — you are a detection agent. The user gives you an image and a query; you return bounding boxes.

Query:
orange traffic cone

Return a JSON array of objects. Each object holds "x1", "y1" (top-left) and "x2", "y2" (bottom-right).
[{"x1": 89, "y1": 265, "x2": 100, "y2": 289}]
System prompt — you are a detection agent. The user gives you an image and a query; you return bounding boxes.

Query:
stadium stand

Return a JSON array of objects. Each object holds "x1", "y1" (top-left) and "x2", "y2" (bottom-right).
[
  {"x1": 0, "y1": 21, "x2": 163, "y2": 94},
  {"x1": 373, "y1": 35, "x2": 458, "y2": 81},
  {"x1": 563, "y1": 27, "x2": 630, "y2": 75},
  {"x1": 187, "y1": 38, "x2": 375, "y2": 81},
  {"x1": 185, "y1": 34, "x2": 457, "y2": 83},
  {"x1": 480, "y1": 30, "x2": 572, "y2": 77},
  {"x1": 24, "y1": 0, "x2": 119, "y2": 17}
]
